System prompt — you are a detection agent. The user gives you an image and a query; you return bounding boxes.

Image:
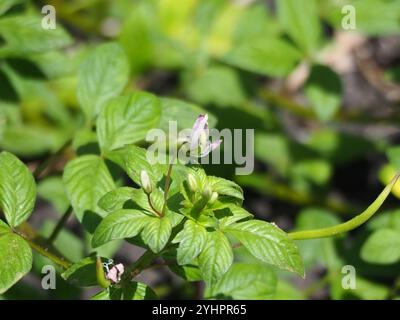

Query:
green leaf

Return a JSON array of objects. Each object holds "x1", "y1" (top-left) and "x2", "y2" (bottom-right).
[
  {"x1": 290, "y1": 159, "x2": 332, "y2": 186},
  {"x1": 61, "y1": 255, "x2": 99, "y2": 287},
  {"x1": 295, "y1": 208, "x2": 340, "y2": 270},
  {"x1": 351, "y1": 277, "x2": 389, "y2": 300},
  {"x1": 92, "y1": 282, "x2": 157, "y2": 300},
  {"x1": 166, "y1": 259, "x2": 202, "y2": 281},
  {"x1": 0, "y1": 125, "x2": 67, "y2": 157},
  {"x1": 387, "y1": 146, "x2": 400, "y2": 170},
  {"x1": 77, "y1": 43, "x2": 130, "y2": 120},
  {"x1": 92, "y1": 209, "x2": 149, "y2": 248},
  {"x1": 277, "y1": 0, "x2": 321, "y2": 55},
  {"x1": 40, "y1": 221, "x2": 84, "y2": 264},
  {"x1": 141, "y1": 216, "x2": 172, "y2": 253},
  {"x1": 305, "y1": 64, "x2": 342, "y2": 122},
  {"x1": 63, "y1": 155, "x2": 116, "y2": 232},
  {"x1": 223, "y1": 38, "x2": 300, "y2": 77},
  {"x1": 225, "y1": 220, "x2": 304, "y2": 277},
  {"x1": 208, "y1": 176, "x2": 243, "y2": 202},
  {"x1": 273, "y1": 280, "x2": 305, "y2": 300},
  {"x1": 172, "y1": 220, "x2": 207, "y2": 265},
  {"x1": 98, "y1": 187, "x2": 136, "y2": 212},
  {"x1": 97, "y1": 92, "x2": 161, "y2": 152},
  {"x1": 0, "y1": 220, "x2": 32, "y2": 294},
  {"x1": 0, "y1": 16, "x2": 72, "y2": 55},
  {"x1": 331, "y1": 275, "x2": 389, "y2": 300},
  {"x1": 0, "y1": 151, "x2": 36, "y2": 227},
  {"x1": 184, "y1": 66, "x2": 246, "y2": 107},
  {"x1": 205, "y1": 262, "x2": 277, "y2": 300},
  {"x1": 37, "y1": 176, "x2": 69, "y2": 214},
  {"x1": 159, "y1": 98, "x2": 217, "y2": 132},
  {"x1": 106, "y1": 145, "x2": 163, "y2": 186},
  {"x1": 217, "y1": 204, "x2": 253, "y2": 228},
  {"x1": 0, "y1": 0, "x2": 24, "y2": 15},
  {"x1": 361, "y1": 229, "x2": 400, "y2": 264},
  {"x1": 223, "y1": 37, "x2": 301, "y2": 77},
  {"x1": 254, "y1": 133, "x2": 290, "y2": 176},
  {"x1": 198, "y1": 231, "x2": 233, "y2": 285}
]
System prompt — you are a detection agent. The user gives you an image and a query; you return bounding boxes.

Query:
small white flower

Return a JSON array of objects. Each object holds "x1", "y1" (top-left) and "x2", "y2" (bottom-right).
[
  {"x1": 140, "y1": 170, "x2": 152, "y2": 194},
  {"x1": 209, "y1": 192, "x2": 218, "y2": 204},
  {"x1": 187, "y1": 173, "x2": 197, "y2": 192},
  {"x1": 182, "y1": 114, "x2": 222, "y2": 158}
]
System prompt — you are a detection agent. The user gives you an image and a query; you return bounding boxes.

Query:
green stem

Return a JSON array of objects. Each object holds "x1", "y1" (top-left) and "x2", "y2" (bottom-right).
[
  {"x1": 23, "y1": 237, "x2": 72, "y2": 269},
  {"x1": 16, "y1": 223, "x2": 72, "y2": 269},
  {"x1": 162, "y1": 162, "x2": 174, "y2": 216},
  {"x1": 121, "y1": 225, "x2": 183, "y2": 283},
  {"x1": 147, "y1": 194, "x2": 162, "y2": 217},
  {"x1": 122, "y1": 250, "x2": 158, "y2": 283},
  {"x1": 289, "y1": 173, "x2": 400, "y2": 240},
  {"x1": 33, "y1": 139, "x2": 71, "y2": 179},
  {"x1": 47, "y1": 206, "x2": 73, "y2": 244}
]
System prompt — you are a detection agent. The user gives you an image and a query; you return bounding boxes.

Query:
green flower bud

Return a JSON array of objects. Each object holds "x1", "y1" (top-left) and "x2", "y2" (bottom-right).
[
  {"x1": 140, "y1": 170, "x2": 152, "y2": 194},
  {"x1": 202, "y1": 184, "x2": 212, "y2": 201},
  {"x1": 209, "y1": 192, "x2": 218, "y2": 204},
  {"x1": 187, "y1": 173, "x2": 197, "y2": 192},
  {"x1": 96, "y1": 257, "x2": 111, "y2": 288}
]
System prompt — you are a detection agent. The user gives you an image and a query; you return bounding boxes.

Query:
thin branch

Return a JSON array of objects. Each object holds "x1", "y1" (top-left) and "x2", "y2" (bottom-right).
[
  {"x1": 47, "y1": 206, "x2": 73, "y2": 244},
  {"x1": 16, "y1": 223, "x2": 72, "y2": 269},
  {"x1": 33, "y1": 139, "x2": 71, "y2": 179},
  {"x1": 162, "y1": 162, "x2": 174, "y2": 216}
]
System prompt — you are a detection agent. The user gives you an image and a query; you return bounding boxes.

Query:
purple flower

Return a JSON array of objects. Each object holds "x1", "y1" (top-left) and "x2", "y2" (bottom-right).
[
  {"x1": 105, "y1": 263, "x2": 124, "y2": 283},
  {"x1": 185, "y1": 114, "x2": 222, "y2": 157}
]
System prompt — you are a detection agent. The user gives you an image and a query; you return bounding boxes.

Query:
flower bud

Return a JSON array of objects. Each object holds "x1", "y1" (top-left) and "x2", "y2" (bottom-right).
[
  {"x1": 96, "y1": 257, "x2": 111, "y2": 288},
  {"x1": 140, "y1": 170, "x2": 152, "y2": 194},
  {"x1": 187, "y1": 173, "x2": 197, "y2": 192},
  {"x1": 209, "y1": 192, "x2": 218, "y2": 205},
  {"x1": 202, "y1": 184, "x2": 212, "y2": 201}
]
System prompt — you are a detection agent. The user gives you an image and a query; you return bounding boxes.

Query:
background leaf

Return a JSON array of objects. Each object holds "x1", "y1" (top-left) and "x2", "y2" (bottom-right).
[
  {"x1": 0, "y1": 16, "x2": 72, "y2": 55},
  {"x1": 361, "y1": 229, "x2": 400, "y2": 264},
  {"x1": 77, "y1": 43, "x2": 130, "y2": 120},
  {"x1": 223, "y1": 37, "x2": 301, "y2": 77},
  {"x1": 97, "y1": 92, "x2": 161, "y2": 152},
  {"x1": 305, "y1": 64, "x2": 342, "y2": 122},
  {"x1": 0, "y1": 0, "x2": 25, "y2": 16},
  {"x1": 277, "y1": 0, "x2": 321, "y2": 55}
]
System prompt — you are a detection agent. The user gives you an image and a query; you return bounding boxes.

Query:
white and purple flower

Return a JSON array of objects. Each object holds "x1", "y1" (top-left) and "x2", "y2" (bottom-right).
[
  {"x1": 104, "y1": 262, "x2": 124, "y2": 284},
  {"x1": 181, "y1": 114, "x2": 222, "y2": 158}
]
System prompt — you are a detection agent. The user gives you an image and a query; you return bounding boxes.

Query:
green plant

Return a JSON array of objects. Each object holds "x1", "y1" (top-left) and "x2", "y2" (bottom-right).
[{"x1": 1, "y1": 0, "x2": 400, "y2": 300}]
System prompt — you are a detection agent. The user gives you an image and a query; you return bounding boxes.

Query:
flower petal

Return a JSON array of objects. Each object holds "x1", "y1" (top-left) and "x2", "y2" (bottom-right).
[
  {"x1": 190, "y1": 114, "x2": 209, "y2": 150},
  {"x1": 106, "y1": 267, "x2": 118, "y2": 283}
]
